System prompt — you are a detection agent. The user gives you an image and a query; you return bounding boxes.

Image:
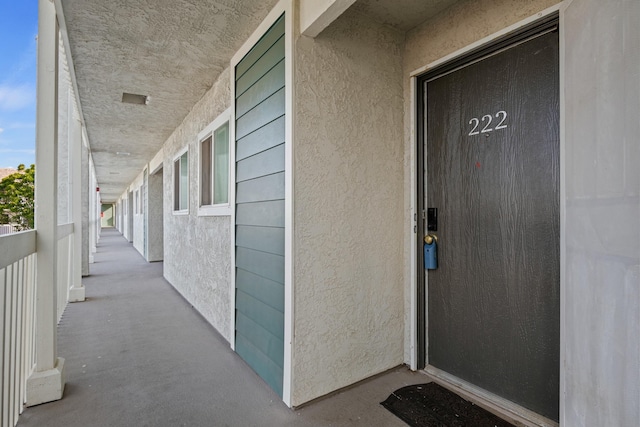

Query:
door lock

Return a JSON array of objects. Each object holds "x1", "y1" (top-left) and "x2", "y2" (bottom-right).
[
  {"x1": 424, "y1": 234, "x2": 438, "y2": 270},
  {"x1": 427, "y1": 208, "x2": 438, "y2": 231},
  {"x1": 424, "y1": 234, "x2": 438, "y2": 245}
]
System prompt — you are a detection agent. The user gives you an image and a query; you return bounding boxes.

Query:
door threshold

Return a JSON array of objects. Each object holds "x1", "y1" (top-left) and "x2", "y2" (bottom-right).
[{"x1": 423, "y1": 365, "x2": 558, "y2": 427}]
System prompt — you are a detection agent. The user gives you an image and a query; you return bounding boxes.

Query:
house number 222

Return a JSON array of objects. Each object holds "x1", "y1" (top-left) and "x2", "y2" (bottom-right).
[{"x1": 468, "y1": 111, "x2": 507, "y2": 136}]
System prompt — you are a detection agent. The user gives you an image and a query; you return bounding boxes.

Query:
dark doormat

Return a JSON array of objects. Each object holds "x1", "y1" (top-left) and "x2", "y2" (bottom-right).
[{"x1": 381, "y1": 382, "x2": 515, "y2": 427}]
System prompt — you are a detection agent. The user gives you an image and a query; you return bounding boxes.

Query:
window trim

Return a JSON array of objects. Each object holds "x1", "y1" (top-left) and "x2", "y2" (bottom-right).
[
  {"x1": 140, "y1": 176, "x2": 145, "y2": 215},
  {"x1": 172, "y1": 147, "x2": 189, "y2": 215},
  {"x1": 197, "y1": 108, "x2": 232, "y2": 216}
]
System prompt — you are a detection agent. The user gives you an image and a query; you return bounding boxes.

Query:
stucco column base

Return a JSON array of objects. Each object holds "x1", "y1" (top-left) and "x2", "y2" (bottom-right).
[
  {"x1": 26, "y1": 357, "x2": 66, "y2": 407},
  {"x1": 68, "y1": 285, "x2": 86, "y2": 302}
]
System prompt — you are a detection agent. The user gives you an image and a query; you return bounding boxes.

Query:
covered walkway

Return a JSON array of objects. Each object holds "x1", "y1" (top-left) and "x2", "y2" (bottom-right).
[{"x1": 17, "y1": 229, "x2": 421, "y2": 426}]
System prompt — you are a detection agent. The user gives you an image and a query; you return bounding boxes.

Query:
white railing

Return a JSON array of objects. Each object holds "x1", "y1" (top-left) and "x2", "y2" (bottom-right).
[
  {"x1": 0, "y1": 230, "x2": 37, "y2": 427},
  {"x1": 56, "y1": 223, "x2": 74, "y2": 322},
  {"x1": 0, "y1": 224, "x2": 76, "y2": 427},
  {"x1": 0, "y1": 226, "x2": 18, "y2": 236}
]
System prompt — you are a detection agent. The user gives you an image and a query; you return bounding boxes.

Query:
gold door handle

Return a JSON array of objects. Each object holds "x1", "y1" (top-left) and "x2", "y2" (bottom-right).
[{"x1": 424, "y1": 234, "x2": 438, "y2": 244}]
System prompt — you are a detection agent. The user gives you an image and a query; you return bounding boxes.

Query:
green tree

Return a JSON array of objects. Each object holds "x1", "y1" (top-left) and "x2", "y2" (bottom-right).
[{"x1": 0, "y1": 164, "x2": 35, "y2": 230}]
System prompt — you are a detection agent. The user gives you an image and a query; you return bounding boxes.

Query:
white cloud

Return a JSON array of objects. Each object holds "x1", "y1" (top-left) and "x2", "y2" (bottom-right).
[
  {"x1": 0, "y1": 128, "x2": 3, "y2": 133},
  {"x1": 0, "y1": 84, "x2": 35, "y2": 111}
]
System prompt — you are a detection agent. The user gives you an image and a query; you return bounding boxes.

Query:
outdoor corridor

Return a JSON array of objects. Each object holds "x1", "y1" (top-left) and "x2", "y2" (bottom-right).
[{"x1": 17, "y1": 228, "x2": 421, "y2": 427}]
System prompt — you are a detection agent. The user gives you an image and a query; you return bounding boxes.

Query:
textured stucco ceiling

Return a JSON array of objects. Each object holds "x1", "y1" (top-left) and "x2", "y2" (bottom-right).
[
  {"x1": 353, "y1": 0, "x2": 461, "y2": 31},
  {"x1": 61, "y1": 0, "x2": 459, "y2": 201},
  {"x1": 60, "y1": 0, "x2": 279, "y2": 201}
]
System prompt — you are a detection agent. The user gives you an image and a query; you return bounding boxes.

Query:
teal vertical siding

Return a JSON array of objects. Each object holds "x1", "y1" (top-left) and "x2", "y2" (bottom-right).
[{"x1": 234, "y1": 14, "x2": 285, "y2": 397}]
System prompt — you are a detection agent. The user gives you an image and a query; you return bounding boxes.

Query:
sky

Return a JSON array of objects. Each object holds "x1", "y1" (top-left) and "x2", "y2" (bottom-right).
[{"x1": 0, "y1": 2, "x2": 38, "y2": 169}]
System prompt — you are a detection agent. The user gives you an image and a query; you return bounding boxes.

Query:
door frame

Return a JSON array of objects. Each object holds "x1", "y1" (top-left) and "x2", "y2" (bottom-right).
[{"x1": 409, "y1": 4, "x2": 565, "y2": 426}]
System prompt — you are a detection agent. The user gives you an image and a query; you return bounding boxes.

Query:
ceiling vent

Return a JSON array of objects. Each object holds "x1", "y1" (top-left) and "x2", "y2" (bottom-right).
[{"x1": 121, "y1": 93, "x2": 149, "y2": 105}]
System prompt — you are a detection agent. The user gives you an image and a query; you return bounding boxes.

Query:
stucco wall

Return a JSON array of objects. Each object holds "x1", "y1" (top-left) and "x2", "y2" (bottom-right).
[
  {"x1": 133, "y1": 201, "x2": 144, "y2": 253},
  {"x1": 292, "y1": 9, "x2": 405, "y2": 406},
  {"x1": 132, "y1": 172, "x2": 145, "y2": 255},
  {"x1": 299, "y1": 0, "x2": 356, "y2": 37},
  {"x1": 146, "y1": 169, "x2": 163, "y2": 262},
  {"x1": 401, "y1": 0, "x2": 639, "y2": 423},
  {"x1": 162, "y1": 67, "x2": 233, "y2": 341},
  {"x1": 401, "y1": 0, "x2": 560, "y2": 364},
  {"x1": 563, "y1": 0, "x2": 639, "y2": 424}
]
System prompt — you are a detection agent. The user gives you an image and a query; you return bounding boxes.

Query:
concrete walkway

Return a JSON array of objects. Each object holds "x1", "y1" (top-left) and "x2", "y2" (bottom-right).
[{"x1": 18, "y1": 228, "x2": 427, "y2": 427}]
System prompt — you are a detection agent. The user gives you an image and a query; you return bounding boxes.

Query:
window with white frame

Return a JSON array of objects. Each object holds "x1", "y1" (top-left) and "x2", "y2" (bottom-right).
[
  {"x1": 173, "y1": 149, "x2": 189, "y2": 213},
  {"x1": 139, "y1": 185, "x2": 144, "y2": 215},
  {"x1": 198, "y1": 108, "x2": 231, "y2": 216}
]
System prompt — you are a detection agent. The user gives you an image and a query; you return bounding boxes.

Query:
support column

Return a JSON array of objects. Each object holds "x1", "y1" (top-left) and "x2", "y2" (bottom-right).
[
  {"x1": 81, "y1": 133, "x2": 90, "y2": 275},
  {"x1": 26, "y1": 0, "x2": 65, "y2": 407},
  {"x1": 127, "y1": 190, "x2": 134, "y2": 242},
  {"x1": 96, "y1": 180, "x2": 101, "y2": 242},
  {"x1": 68, "y1": 108, "x2": 85, "y2": 301},
  {"x1": 89, "y1": 159, "x2": 97, "y2": 262}
]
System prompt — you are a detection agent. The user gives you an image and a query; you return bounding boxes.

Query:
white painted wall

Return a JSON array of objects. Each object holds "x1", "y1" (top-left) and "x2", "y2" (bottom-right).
[
  {"x1": 119, "y1": 189, "x2": 130, "y2": 241},
  {"x1": 149, "y1": 148, "x2": 163, "y2": 175},
  {"x1": 131, "y1": 172, "x2": 145, "y2": 256},
  {"x1": 562, "y1": 0, "x2": 639, "y2": 424},
  {"x1": 161, "y1": 67, "x2": 233, "y2": 341},
  {"x1": 115, "y1": 198, "x2": 123, "y2": 233},
  {"x1": 127, "y1": 190, "x2": 134, "y2": 243},
  {"x1": 118, "y1": 194, "x2": 124, "y2": 234},
  {"x1": 299, "y1": 0, "x2": 356, "y2": 37},
  {"x1": 292, "y1": 8, "x2": 405, "y2": 406}
]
